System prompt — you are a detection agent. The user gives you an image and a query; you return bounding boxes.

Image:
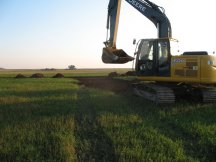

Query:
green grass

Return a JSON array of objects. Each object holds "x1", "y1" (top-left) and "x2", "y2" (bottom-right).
[
  {"x1": 0, "y1": 78, "x2": 78, "y2": 161},
  {"x1": 0, "y1": 69, "x2": 216, "y2": 161}
]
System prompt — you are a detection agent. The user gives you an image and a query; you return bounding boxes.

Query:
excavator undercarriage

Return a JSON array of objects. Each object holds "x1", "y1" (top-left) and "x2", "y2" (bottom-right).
[
  {"x1": 133, "y1": 82, "x2": 175, "y2": 104},
  {"x1": 133, "y1": 82, "x2": 216, "y2": 104}
]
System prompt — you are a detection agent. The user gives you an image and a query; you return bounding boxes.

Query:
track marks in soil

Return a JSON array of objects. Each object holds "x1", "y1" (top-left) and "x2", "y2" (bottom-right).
[{"x1": 77, "y1": 77, "x2": 133, "y2": 95}]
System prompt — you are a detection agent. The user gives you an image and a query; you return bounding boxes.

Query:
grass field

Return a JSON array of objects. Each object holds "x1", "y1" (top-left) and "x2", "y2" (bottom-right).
[
  {"x1": 0, "y1": 69, "x2": 216, "y2": 162},
  {"x1": 0, "y1": 69, "x2": 129, "y2": 78}
]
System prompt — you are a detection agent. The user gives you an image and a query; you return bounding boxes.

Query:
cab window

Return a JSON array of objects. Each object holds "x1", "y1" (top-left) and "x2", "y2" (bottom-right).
[
  {"x1": 139, "y1": 41, "x2": 153, "y2": 61},
  {"x1": 158, "y1": 41, "x2": 168, "y2": 66}
]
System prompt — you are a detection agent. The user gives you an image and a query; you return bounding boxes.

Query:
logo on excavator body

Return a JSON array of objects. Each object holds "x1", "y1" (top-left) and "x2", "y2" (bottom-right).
[
  {"x1": 172, "y1": 59, "x2": 185, "y2": 66},
  {"x1": 173, "y1": 59, "x2": 185, "y2": 63},
  {"x1": 127, "y1": 0, "x2": 146, "y2": 12}
]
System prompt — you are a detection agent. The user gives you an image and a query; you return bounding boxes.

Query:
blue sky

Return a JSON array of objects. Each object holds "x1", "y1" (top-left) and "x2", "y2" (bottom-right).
[{"x1": 0, "y1": 0, "x2": 216, "y2": 69}]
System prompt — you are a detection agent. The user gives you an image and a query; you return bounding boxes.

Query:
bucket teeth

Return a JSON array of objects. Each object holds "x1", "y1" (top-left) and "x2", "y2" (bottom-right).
[{"x1": 102, "y1": 47, "x2": 134, "y2": 64}]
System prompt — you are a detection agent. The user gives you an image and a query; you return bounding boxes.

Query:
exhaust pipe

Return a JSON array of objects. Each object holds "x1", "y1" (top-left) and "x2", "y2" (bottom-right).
[{"x1": 102, "y1": 47, "x2": 134, "y2": 64}]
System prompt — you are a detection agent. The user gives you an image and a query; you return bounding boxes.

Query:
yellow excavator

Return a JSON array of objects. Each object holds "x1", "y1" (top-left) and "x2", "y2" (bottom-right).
[{"x1": 102, "y1": 0, "x2": 216, "y2": 104}]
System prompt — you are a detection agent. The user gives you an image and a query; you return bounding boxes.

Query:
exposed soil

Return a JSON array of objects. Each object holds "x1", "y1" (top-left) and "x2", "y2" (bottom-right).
[
  {"x1": 108, "y1": 71, "x2": 136, "y2": 78},
  {"x1": 53, "y1": 73, "x2": 64, "y2": 78},
  {"x1": 108, "y1": 72, "x2": 119, "y2": 78},
  {"x1": 125, "y1": 71, "x2": 136, "y2": 76},
  {"x1": 30, "y1": 73, "x2": 44, "y2": 78},
  {"x1": 15, "y1": 74, "x2": 26, "y2": 78},
  {"x1": 77, "y1": 77, "x2": 134, "y2": 95}
]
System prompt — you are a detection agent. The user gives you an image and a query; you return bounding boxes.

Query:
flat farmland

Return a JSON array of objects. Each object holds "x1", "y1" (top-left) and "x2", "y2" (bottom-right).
[{"x1": 0, "y1": 69, "x2": 216, "y2": 162}]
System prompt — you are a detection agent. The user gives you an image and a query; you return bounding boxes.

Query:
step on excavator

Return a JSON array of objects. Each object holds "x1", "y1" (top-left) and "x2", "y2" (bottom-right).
[{"x1": 102, "y1": 0, "x2": 216, "y2": 104}]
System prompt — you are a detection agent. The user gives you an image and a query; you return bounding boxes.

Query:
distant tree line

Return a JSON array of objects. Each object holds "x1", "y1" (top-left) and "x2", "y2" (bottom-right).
[
  {"x1": 68, "y1": 65, "x2": 76, "y2": 70},
  {"x1": 42, "y1": 68, "x2": 56, "y2": 71}
]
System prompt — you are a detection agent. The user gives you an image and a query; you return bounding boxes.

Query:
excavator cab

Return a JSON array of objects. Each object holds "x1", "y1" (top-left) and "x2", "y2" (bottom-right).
[{"x1": 135, "y1": 38, "x2": 178, "y2": 76}]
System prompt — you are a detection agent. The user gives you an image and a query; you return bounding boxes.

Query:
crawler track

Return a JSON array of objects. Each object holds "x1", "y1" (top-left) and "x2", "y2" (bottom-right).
[
  {"x1": 201, "y1": 88, "x2": 216, "y2": 102},
  {"x1": 134, "y1": 82, "x2": 216, "y2": 104},
  {"x1": 133, "y1": 83, "x2": 175, "y2": 104}
]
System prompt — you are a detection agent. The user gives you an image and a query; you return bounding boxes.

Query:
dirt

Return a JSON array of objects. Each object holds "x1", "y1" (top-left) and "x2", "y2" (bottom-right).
[
  {"x1": 15, "y1": 74, "x2": 26, "y2": 78},
  {"x1": 77, "y1": 77, "x2": 134, "y2": 95},
  {"x1": 108, "y1": 71, "x2": 136, "y2": 78},
  {"x1": 108, "y1": 72, "x2": 119, "y2": 78},
  {"x1": 30, "y1": 73, "x2": 44, "y2": 78},
  {"x1": 125, "y1": 71, "x2": 136, "y2": 76},
  {"x1": 53, "y1": 73, "x2": 64, "y2": 78}
]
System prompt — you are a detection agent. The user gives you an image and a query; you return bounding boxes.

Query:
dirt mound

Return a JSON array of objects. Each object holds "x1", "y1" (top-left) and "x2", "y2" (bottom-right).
[
  {"x1": 53, "y1": 73, "x2": 64, "y2": 78},
  {"x1": 15, "y1": 74, "x2": 26, "y2": 78},
  {"x1": 108, "y1": 71, "x2": 136, "y2": 78},
  {"x1": 125, "y1": 71, "x2": 136, "y2": 76},
  {"x1": 108, "y1": 72, "x2": 119, "y2": 77},
  {"x1": 30, "y1": 73, "x2": 44, "y2": 78}
]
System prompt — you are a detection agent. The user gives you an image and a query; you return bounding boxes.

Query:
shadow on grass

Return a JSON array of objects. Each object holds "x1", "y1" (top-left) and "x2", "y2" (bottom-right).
[
  {"x1": 147, "y1": 105, "x2": 216, "y2": 162},
  {"x1": 74, "y1": 89, "x2": 117, "y2": 162},
  {"x1": 115, "y1": 93, "x2": 216, "y2": 161},
  {"x1": 0, "y1": 87, "x2": 117, "y2": 161},
  {"x1": 0, "y1": 89, "x2": 77, "y2": 161},
  {"x1": 0, "y1": 88, "x2": 77, "y2": 124},
  {"x1": 80, "y1": 85, "x2": 216, "y2": 161}
]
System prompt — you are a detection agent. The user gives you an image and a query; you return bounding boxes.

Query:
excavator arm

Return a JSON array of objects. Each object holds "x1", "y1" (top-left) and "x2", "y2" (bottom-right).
[
  {"x1": 102, "y1": 0, "x2": 172, "y2": 64},
  {"x1": 102, "y1": 0, "x2": 134, "y2": 64}
]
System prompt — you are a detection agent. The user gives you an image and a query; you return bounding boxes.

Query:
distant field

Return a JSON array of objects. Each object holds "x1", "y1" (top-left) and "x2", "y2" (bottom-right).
[
  {"x1": 0, "y1": 69, "x2": 130, "y2": 78},
  {"x1": 0, "y1": 69, "x2": 216, "y2": 161}
]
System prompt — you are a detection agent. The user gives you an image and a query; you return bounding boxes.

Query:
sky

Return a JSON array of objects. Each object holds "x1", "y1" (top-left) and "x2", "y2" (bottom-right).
[{"x1": 0, "y1": 0, "x2": 216, "y2": 69}]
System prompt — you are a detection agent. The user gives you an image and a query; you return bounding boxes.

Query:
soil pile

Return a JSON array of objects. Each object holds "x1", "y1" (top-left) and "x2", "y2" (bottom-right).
[
  {"x1": 53, "y1": 73, "x2": 64, "y2": 78},
  {"x1": 108, "y1": 72, "x2": 119, "y2": 77},
  {"x1": 108, "y1": 71, "x2": 136, "y2": 77},
  {"x1": 125, "y1": 71, "x2": 136, "y2": 76},
  {"x1": 15, "y1": 74, "x2": 26, "y2": 78},
  {"x1": 30, "y1": 73, "x2": 44, "y2": 78}
]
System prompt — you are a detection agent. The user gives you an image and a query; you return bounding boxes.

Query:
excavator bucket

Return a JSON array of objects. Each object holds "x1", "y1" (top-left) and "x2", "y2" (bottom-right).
[{"x1": 102, "y1": 47, "x2": 134, "y2": 64}]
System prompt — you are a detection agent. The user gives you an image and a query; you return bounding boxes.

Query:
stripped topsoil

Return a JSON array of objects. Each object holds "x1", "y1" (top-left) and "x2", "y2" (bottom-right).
[{"x1": 77, "y1": 77, "x2": 134, "y2": 95}]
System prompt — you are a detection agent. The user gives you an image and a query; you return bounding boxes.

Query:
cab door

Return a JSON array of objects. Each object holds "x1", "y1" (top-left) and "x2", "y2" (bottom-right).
[
  {"x1": 135, "y1": 39, "x2": 171, "y2": 77},
  {"x1": 135, "y1": 39, "x2": 157, "y2": 76},
  {"x1": 156, "y1": 40, "x2": 171, "y2": 76}
]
